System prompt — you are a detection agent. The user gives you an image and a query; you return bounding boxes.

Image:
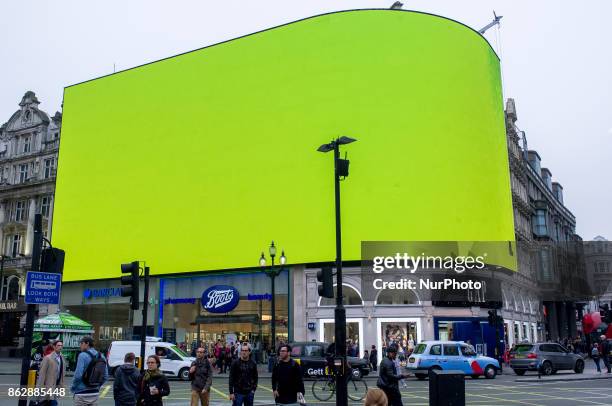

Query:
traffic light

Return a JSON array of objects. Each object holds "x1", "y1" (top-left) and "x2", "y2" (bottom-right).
[
  {"x1": 317, "y1": 266, "x2": 334, "y2": 298},
  {"x1": 121, "y1": 261, "x2": 140, "y2": 310},
  {"x1": 40, "y1": 248, "x2": 65, "y2": 274}
]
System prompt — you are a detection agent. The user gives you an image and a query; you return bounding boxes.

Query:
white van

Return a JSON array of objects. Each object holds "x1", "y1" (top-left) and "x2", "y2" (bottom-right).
[{"x1": 108, "y1": 340, "x2": 195, "y2": 380}]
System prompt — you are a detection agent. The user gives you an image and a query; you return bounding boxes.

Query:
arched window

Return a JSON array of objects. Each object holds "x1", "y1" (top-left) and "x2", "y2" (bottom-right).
[
  {"x1": 318, "y1": 284, "x2": 363, "y2": 306},
  {"x1": 375, "y1": 289, "x2": 420, "y2": 305},
  {"x1": 7, "y1": 277, "x2": 20, "y2": 300}
]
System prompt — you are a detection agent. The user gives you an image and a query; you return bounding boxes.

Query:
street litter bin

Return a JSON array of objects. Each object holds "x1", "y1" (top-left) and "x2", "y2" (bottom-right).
[{"x1": 429, "y1": 369, "x2": 465, "y2": 406}]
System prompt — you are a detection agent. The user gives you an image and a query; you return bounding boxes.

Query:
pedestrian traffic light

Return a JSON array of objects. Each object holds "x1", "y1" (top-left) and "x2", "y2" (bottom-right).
[
  {"x1": 120, "y1": 261, "x2": 140, "y2": 310},
  {"x1": 40, "y1": 248, "x2": 65, "y2": 274},
  {"x1": 317, "y1": 266, "x2": 334, "y2": 298}
]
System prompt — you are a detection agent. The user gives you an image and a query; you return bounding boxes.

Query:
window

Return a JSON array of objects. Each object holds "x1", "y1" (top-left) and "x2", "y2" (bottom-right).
[
  {"x1": 460, "y1": 345, "x2": 477, "y2": 356},
  {"x1": 5, "y1": 235, "x2": 22, "y2": 257},
  {"x1": 15, "y1": 201, "x2": 26, "y2": 222},
  {"x1": 40, "y1": 196, "x2": 51, "y2": 217},
  {"x1": 22, "y1": 136, "x2": 31, "y2": 153},
  {"x1": 319, "y1": 284, "x2": 363, "y2": 306},
  {"x1": 376, "y1": 289, "x2": 419, "y2": 305},
  {"x1": 429, "y1": 345, "x2": 441, "y2": 355},
  {"x1": 533, "y1": 209, "x2": 548, "y2": 236},
  {"x1": 54, "y1": 132, "x2": 59, "y2": 139},
  {"x1": 413, "y1": 343, "x2": 427, "y2": 354},
  {"x1": 43, "y1": 158, "x2": 54, "y2": 179},
  {"x1": 443, "y1": 344, "x2": 459, "y2": 356},
  {"x1": 304, "y1": 345, "x2": 323, "y2": 357},
  {"x1": 18, "y1": 164, "x2": 28, "y2": 183}
]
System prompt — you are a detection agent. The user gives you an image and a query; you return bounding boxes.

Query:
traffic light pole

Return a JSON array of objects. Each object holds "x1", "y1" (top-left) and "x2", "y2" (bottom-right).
[
  {"x1": 19, "y1": 214, "x2": 43, "y2": 406},
  {"x1": 333, "y1": 142, "x2": 348, "y2": 406},
  {"x1": 140, "y1": 266, "x2": 149, "y2": 372}
]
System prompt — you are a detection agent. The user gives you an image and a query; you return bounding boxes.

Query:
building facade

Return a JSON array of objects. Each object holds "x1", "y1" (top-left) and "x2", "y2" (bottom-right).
[{"x1": 0, "y1": 91, "x2": 60, "y2": 355}]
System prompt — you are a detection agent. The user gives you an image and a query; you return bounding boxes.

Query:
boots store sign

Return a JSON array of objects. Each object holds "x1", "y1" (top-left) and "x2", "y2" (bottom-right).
[{"x1": 202, "y1": 285, "x2": 239, "y2": 313}]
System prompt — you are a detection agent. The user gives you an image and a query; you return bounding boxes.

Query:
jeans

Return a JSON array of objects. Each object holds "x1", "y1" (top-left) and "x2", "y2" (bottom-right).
[
  {"x1": 594, "y1": 356, "x2": 601, "y2": 372},
  {"x1": 603, "y1": 355, "x2": 611, "y2": 373},
  {"x1": 382, "y1": 388, "x2": 403, "y2": 406},
  {"x1": 233, "y1": 392, "x2": 254, "y2": 406}
]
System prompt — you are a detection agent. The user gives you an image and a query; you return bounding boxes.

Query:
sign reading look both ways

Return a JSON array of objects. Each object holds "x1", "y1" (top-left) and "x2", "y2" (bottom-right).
[{"x1": 25, "y1": 271, "x2": 62, "y2": 305}]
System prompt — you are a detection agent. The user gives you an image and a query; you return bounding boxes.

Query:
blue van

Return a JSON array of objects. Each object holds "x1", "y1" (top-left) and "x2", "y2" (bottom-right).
[{"x1": 405, "y1": 340, "x2": 500, "y2": 380}]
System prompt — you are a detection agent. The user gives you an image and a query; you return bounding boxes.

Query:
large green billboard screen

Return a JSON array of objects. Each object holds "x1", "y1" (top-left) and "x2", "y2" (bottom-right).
[{"x1": 55, "y1": 10, "x2": 514, "y2": 281}]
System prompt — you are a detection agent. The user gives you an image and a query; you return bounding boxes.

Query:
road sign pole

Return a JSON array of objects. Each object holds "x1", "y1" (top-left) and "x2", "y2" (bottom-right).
[
  {"x1": 140, "y1": 266, "x2": 149, "y2": 372},
  {"x1": 19, "y1": 214, "x2": 43, "y2": 406}
]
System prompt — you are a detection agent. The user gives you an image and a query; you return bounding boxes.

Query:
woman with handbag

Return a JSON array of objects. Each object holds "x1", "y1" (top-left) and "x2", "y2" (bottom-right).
[{"x1": 138, "y1": 355, "x2": 170, "y2": 405}]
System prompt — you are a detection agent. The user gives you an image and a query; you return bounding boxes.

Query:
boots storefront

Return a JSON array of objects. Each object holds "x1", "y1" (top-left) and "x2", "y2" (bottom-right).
[{"x1": 159, "y1": 269, "x2": 290, "y2": 360}]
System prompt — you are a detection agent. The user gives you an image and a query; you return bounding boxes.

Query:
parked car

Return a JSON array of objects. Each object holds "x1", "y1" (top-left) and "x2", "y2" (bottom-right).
[
  {"x1": 108, "y1": 339, "x2": 195, "y2": 380},
  {"x1": 405, "y1": 340, "x2": 500, "y2": 380},
  {"x1": 287, "y1": 342, "x2": 370, "y2": 379},
  {"x1": 509, "y1": 342, "x2": 585, "y2": 376}
]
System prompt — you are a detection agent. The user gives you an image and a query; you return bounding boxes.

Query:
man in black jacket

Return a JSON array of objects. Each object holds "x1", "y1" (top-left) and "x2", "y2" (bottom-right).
[
  {"x1": 272, "y1": 344, "x2": 305, "y2": 405},
  {"x1": 113, "y1": 352, "x2": 140, "y2": 406},
  {"x1": 377, "y1": 345, "x2": 408, "y2": 406},
  {"x1": 190, "y1": 347, "x2": 213, "y2": 406},
  {"x1": 229, "y1": 343, "x2": 258, "y2": 406}
]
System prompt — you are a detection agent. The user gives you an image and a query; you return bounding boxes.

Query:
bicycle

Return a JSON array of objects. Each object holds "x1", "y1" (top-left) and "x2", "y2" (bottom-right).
[{"x1": 311, "y1": 370, "x2": 368, "y2": 402}]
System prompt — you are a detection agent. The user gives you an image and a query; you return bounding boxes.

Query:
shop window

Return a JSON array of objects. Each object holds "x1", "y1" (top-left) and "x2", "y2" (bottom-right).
[
  {"x1": 318, "y1": 284, "x2": 363, "y2": 306},
  {"x1": 6, "y1": 277, "x2": 20, "y2": 300},
  {"x1": 376, "y1": 289, "x2": 419, "y2": 305}
]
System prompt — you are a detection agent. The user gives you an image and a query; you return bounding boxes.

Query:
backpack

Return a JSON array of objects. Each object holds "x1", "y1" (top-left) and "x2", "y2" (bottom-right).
[
  {"x1": 591, "y1": 347, "x2": 599, "y2": 357},
  {"x1": 82, "y1": 350, "x2": 107, "y2": 386}
]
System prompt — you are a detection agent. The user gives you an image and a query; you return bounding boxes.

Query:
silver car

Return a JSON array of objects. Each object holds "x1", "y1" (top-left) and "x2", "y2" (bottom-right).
[{"x1": 509, "y1": 343, "x2": 585, "y2": 376}]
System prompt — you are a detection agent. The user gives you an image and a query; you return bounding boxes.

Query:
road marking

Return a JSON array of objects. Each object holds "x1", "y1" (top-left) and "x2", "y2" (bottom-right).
[
  {"x1": 258, "y1": 383, "x2": 274, "y2": 392},
  {"x1": 209, "y1": 385, "x2": 229, "y2": 399},
  {"x1": 468, "y1": 392, "x2": 543, "y2": 406},
  {"x1": 100, "y1": 383, "x2": 111, "y2": 398}
]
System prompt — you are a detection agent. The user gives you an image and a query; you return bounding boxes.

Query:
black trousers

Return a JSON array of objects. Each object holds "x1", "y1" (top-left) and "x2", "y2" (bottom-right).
[{"x1": 382, "y1": 387, "x2": 403, "y2": 406}]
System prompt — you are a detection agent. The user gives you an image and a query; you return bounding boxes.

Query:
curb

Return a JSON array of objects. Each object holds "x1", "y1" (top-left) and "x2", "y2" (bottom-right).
[{"x1": 516, "y1": 374, "x2": 612, "y2": 383}]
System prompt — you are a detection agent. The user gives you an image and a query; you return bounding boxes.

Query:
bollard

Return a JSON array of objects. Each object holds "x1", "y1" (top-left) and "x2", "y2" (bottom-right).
[
  {"x1": 429, "y1": 369, "x2": 465, "y2": 406},
  {"x1": 27, "y1": 369, "x2": 37, "y2": 388}
]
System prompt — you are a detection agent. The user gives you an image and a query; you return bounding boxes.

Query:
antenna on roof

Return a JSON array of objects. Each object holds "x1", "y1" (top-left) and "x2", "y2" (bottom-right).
[
  {"x1": 390, "y1": 1, "x2": 403, "y2": 10},
  {"x1": 479, "y1": 11, "x2": 503, "y2": 34}
]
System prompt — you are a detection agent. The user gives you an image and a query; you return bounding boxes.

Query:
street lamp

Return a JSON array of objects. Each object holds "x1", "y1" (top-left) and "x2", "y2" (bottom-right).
[
  {"x1": 317, "y1": 136, "x2": 357, "y2": 406},
  {"x1": 259, "y1": 241, "x2": 285, "y2": 351}
]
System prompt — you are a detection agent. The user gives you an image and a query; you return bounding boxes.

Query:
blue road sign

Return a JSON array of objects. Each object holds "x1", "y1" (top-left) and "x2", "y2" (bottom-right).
[{"x1": 25, "y1": 271, "x2": 62, "y2": 305}]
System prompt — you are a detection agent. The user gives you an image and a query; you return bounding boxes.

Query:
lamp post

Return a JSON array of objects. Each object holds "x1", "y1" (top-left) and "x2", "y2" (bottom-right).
[
  {"x1": 259, "y1": 241, "x2": 285, "y2": 351},
  {"x1": 317, "y1": 136, "x2": 356, "y2": 406},
  {"x1": 0, "y1": 255, "x2": 8, "y2": 300}
]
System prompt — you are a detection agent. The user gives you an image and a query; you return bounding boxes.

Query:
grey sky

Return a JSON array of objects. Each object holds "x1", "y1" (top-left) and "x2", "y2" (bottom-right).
[{"x1": 1, "y1": 1, "x2": 610, "y2": 239}]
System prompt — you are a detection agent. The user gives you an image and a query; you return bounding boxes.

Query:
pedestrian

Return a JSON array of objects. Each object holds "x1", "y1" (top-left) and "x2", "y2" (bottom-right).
[
  {"x1": 364, "y1": 388, "x2": 388, "y2": 406},
  {"x1": 393, "y1": 349, "x2": 408, "y2": 389},
  {"x1": 113, "y1": 352, "x2": 140, "y2": 406},
  {"x1": 272, "y1": 344, "x2": 305, "y2": 406},
  {"x1": 376, "y1": 344, "x2": 409, "y2": 406},
  {"x1": 229, "y1": 342, "x2": 258, "y2": 406},
  {"x1": 600, "y1": 335, "x2": 611, "y2": 373},
  {"x1": 370, "y1": 345, "x2": 378, "y2": 372},
  {"x1": 190, "y1": 346, "x2": 213, "y2": 406},
  {"x1": 36, "y1": 339, "x2": 66, "y2": 406},
  {"x1": 224, "y1": 344, "x2": 233, "y2": 373},
  {"x1": 71, "y1": 336, "x2": 108, "y2": 406},
  {"x1": 591, "y1": 343, "x2": 601, "y2": 373},
  {"x1": 138, "y1": 355, "x2": 170, "y2": 406},
  {"x1": 214, "y1": 341, "x2": 223, "y2": 373},
  {"x1": 363, "y1": 350, "x2": 370, "y2": 368}
]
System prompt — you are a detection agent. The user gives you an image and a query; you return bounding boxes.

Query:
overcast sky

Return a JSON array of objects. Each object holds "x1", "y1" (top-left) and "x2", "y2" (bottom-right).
[{"x1": 1, "y1": 0, "x2": 610, "y2": 239}]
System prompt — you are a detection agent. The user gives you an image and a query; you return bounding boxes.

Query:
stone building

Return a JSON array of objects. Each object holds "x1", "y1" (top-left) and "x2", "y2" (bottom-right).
[{"x1": 0, "y1": 91, "x2": 60, "y2": 355}]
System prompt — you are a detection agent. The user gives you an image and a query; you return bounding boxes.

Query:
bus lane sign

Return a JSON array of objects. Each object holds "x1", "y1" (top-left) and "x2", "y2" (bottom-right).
[{"x1": 25, "y1": 271, "x2": 62, "y2": 305}]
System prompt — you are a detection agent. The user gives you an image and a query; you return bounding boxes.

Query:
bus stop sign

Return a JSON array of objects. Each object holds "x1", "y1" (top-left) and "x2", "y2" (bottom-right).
[{"x1": 25, "y1": 271, "x2": 62, "y2": 304}]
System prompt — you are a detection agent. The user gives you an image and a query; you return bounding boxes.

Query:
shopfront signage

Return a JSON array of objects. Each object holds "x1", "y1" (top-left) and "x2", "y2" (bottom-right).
[
  {"x1": 25, "y1": 271, "x2": 61, "y2": 304},
  {"x1": 0, "y1": 300, "x2": 27, "y2": 312},
  {"x1": 201, "y1": 285, "x2": 239, "y2": 313},
  {"x1": 247, "y1": 293, "x2": 272, "y2": 301},
  {"x1": 164, "y1": 298, "x2": 196, "y2": 305},
  {"x1": 83, "y1": 287, "x2": 123, "y2": 299}
]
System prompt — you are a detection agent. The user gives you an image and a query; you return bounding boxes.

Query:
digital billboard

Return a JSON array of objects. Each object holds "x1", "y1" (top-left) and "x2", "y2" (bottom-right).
[{"x1": 55, "y1": 9, "x2": 514, "y2": 281}]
